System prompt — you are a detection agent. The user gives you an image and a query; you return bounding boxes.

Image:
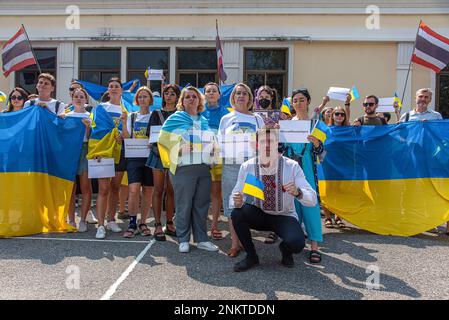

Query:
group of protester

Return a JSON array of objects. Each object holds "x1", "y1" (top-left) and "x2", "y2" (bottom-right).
[{"x1": 2, "y1": 72, "x2": 444, "y2": 272}]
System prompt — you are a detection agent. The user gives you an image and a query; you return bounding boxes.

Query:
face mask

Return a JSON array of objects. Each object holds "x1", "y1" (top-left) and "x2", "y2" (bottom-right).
[{"x1": 259, "y1": 98, "x2": 271, "y2": 109}]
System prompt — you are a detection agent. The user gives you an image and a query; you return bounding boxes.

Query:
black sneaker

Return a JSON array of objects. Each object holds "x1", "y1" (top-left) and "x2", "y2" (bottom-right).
[
  {"x1": 233, "y1": 255, "x2": 259, "y2": 272},
  {"x1": 279, "y1": 243, "x2": 294, "y2": 268}
]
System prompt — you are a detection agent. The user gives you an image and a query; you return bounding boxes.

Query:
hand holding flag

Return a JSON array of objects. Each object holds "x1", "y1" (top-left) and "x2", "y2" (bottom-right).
[{"x1": 242, "y1": 173, "x2": 265, "y2": 200}]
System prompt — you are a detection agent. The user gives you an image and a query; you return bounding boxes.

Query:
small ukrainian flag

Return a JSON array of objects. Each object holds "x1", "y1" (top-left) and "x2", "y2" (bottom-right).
[
  {"x1": 0, "y1": 91, "x2": 6, "y2": 103},
  {"x1": 242, "y1": 173, "x2": 265, "y2": 200},
  {"x1": 311, "y1": 120, "x2": 328, "y2": 143},
  {"x1": 280, "y1": 97, "x2": 292, "y2": 116},
  {"x1": 394, "y1": 92, "x2": 402, "y2": 108},
  {"x1": 349, "y1": 86, "x2": 360, "y2": 102}
]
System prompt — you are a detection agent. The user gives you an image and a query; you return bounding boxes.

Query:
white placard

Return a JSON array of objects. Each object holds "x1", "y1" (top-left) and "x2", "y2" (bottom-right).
[
  {"x1": 218, "y1": 133, "x2": 256, "y2": 161},
  {"x1": 279, "y1": 120, "x2": 311, "y2": 143},
  {"x1": 88, "y1": 158, "x2": 115, "y2": 179},
  {"x1": 149, "y1": 125, "x2": 162, "y2": 143},
  {"x1": 376, "y1": 97, "x2": 395, "y2": 112},
  {"x1": 146, "y1": 68, "x2": 164, "y2": 81},
  {"x1": 327, "y1": 87, "x2": 350, "y2": 102},
  {"x1": 124, "y1": 139, "x2": 150, "y2": 158}
]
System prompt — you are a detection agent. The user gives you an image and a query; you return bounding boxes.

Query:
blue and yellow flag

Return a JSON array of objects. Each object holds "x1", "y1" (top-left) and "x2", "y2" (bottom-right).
[
  {"x1": 280, "y1": 97, "x2": 292, "y2": 115},
  {"x1": 86, "y1": 104, "x2": 122, "y2": 164},
  {"x1": 242, "y1": 174, "x2": 265, "y2": 200},
  {"x1": 394, "y1": 92, "x2": 402, "y2": 108},
  {"x1": 0, "y1": 106, "x2": 85, "y2": 236},
  {"x1": 349, "y1": 85, "x2": 360, "y2": 102},
  {"x1": 157, "y1": 111, "x2": 211, "y2": 174},
  {"x1": 0, "y1": 90, "x2": 7, "y2": 102},
  {"x1": 318, "y1": 121, "x2": 449, "y2": 236},
  {"x1": 311, "y1": 120, "x2": 329, "y2": 143}
]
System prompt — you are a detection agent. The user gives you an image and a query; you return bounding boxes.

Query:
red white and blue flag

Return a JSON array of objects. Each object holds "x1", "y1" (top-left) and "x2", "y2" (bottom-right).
[
  {"x1": 2, "y1": 26, "x2": 37, "y2": 77},
  {"x1": 411, "y1": 21, "x2": 449, "y2": 73},
  {"x1": 216, "y1": 21, "x2": 228, "y2": 84}
]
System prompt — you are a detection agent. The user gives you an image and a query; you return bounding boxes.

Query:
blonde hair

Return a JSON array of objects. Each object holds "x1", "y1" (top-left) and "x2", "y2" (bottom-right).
[
  {"x1": 416, "y1": 88, "x2": 433, "y2": 99},
  {"x1": 134, "y1": 86, "x2": 154, "y2": 106},
  {"x1": 330, "y1": 106, "x2": 348, "y2": 126},
  {"x1": 230, "y1": 83, "x2": 254, "y2": 111},
  {"x1": 176, "y1": 86, "x2": 205, "y2": 113}
]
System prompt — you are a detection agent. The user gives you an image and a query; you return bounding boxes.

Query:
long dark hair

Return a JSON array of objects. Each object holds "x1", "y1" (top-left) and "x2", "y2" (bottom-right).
[
  {"x1": 7, "y1": 87, "x2": 29, "y2": 112},
  {"x1": 162, "y1": 84, "x2": 181, "y2": 108}
]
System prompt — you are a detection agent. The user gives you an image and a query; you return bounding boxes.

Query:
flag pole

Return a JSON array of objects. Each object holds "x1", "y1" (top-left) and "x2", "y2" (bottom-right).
[
  {"x1": 21, "y1": 24, "x2": 42, "y2": 74},
  {"x1": 216, "y1": 19, "x2": 222, "y2": 85},
  {"x1": 400, "y1": 19, "x2": 422, "y2": 112}
]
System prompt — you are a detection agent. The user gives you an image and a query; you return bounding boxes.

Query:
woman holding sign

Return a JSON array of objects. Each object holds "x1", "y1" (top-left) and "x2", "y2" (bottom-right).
[
  {"x1": 121, "y1": 86, "x2": 154, "y2": 238},
  {"x1": 283, "y1": 88, "x2": 324, "y2": 263},
  {"x1": 91, "y1": 77, "x2": 126, "y2": 239},
  {"x1": 219, "y1": 83, "x2": 265, "y2": 257},
  {"x1": 161, "y1": 86, "x2": 218, "y2": 253},
  {"x1": 145, "y1": 84, "x2": 180, "y2": 241}
]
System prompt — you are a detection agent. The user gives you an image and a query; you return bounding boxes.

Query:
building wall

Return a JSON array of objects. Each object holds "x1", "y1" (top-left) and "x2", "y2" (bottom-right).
[{"x1": 0, "y1": 3, "x2": 448, "y2": 114}]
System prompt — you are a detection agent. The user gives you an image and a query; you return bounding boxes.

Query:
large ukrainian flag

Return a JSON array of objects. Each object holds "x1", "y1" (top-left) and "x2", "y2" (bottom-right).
[
  {"x1": 86, "y1": 104, "x2": 122, "y2": 164},
  {"x1": 157, "y1": 111, "x2": 211, "y2": 175},
  {"x1": 318, "y1": 120, "x2": 449, "y2": 236},
  {"x1": 0, "y1": 106, "x2": 85, "y2": 236}
]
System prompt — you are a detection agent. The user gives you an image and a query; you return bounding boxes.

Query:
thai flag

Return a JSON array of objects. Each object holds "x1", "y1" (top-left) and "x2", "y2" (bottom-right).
[
  {"x1": 411, "y1": 21, "x2": 449, "y2": 73},
  {"x1": 2, "y1": 26, "x2": 37, "y2": 77},
  {"x1": 216, "y1": 21, "x2": 228, "y2": 84}
]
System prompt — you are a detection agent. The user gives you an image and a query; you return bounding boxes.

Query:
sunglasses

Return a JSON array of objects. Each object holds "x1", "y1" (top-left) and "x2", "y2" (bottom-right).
[
  {"x1": 10, "y1": 95, "x2": 24, "y2": 101},
  {"x1": 334, "y1": 112, "x2": 346, "y2": 116},
  {"x1": 363, "y1": 102, "x2": 375, "y2": 107}
]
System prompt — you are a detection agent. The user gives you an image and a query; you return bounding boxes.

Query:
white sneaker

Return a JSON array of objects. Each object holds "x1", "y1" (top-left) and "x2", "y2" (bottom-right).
[
  {"x1": 95, "y1": 226, "x2": 106, "y2": 239},
  {"x1": 106, "y1": 221, "x2": 122, "y2": 233},
  {"x1": 197, "y1": 241, "x2": 219, "y2": 252},
  {"x1": 179, "y1": 242, "x2": 190, "y2": 253},
  {"x1": 78, "y1": 221, "x2": 88, "y2": 233},
  {"x1": 86, "y1": 210, "x2": 98, "y2": 224}
]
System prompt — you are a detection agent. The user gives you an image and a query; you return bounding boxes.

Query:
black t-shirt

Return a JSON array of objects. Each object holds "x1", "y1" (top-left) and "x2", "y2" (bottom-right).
[{"x1": 145, "y1": 109, "x2": 176, "y2": 137}]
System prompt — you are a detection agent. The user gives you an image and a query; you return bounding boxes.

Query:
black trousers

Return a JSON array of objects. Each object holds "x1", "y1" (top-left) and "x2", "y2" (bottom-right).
[{"x1": 231, "y1": 204, "x2": 306, "y2": 259}]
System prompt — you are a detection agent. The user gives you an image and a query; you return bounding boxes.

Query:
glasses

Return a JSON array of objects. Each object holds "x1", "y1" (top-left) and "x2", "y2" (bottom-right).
[
  {"x1": 10, "y1": 95, "x2": 24, "y2": 101},
  {"x1": 363, "y1": 102, "x2": 375, "y2": 107},
  {"x1": 334, "y1": 112, "x2": 345, "y2": 117}
]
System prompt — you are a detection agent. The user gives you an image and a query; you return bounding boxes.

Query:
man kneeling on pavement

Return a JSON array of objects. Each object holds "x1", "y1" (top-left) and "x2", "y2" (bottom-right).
[{"x1": 230, "y1": 128, "x2": 317, "y2": 272}]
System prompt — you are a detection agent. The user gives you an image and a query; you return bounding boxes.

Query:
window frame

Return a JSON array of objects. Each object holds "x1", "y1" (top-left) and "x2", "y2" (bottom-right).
[
  {"x1": 435, "y1": 66, "x2": 449, "y2": 118},
  {"x1": 176, "y1": 47, "x2": 218, "y2": 87},
  {"x1": 126, "y1": 47, "x2": 170, "y2": 87},
  {"x1": 78, "y1": 47, "x2": 121, "y2": 86},
  {"x1": 243, "y1": 47, "x2": 289, "y2": 98}
]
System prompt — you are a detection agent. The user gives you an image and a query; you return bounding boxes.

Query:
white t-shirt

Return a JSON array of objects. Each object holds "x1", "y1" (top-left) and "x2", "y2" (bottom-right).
[
  {"x1": 24, "y1": 98, "x2": 66, "y2": 116},
  {"x1": 66, "y1": 111, "x2": 90, "y2": 142},
  {"x1": 101, "y1": 102, "x2": 123, "y2": 131},
  {"x1": 218, "y1": 110, "x2": 264, "y2": 135},
  {"x1": 126, "y1": 111, "x2": 152, "y2": 139}
]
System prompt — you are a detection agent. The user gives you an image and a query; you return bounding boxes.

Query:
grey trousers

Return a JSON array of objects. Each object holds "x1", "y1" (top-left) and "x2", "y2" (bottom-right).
[{"x1": 169, "y1": 164, "x2": 211, "y2": 243}]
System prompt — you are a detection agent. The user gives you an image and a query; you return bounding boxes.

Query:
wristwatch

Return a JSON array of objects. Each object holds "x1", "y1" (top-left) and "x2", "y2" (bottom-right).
[{"x1": 295, "y1": 188, "x2": 303, "y2": 199}]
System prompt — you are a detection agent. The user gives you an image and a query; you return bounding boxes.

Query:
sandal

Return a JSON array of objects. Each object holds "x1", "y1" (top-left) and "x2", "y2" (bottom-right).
[
  {"x1": 164, "y1": 220, "x2": 177, "y2": 237},
  {"x1": 335, "y1": 218, "x2": 346, "y2": 229},
  {"x1": 123, "y1": 225, "x2": 137, "y2": 238},
  {"x1": 137, "y1": 223, "x2": 152, "y2": 237},
  {"x1": 154, "y1": 222, "x2": 166, "y2": 241},
  {"x1": 210, "y1": 226, "x2": 223, "y2": 240},
  {"x1": 264, "y1": 232, "x2": 278, "y2": 244},
  {"x1": 324, "y1": 218, "x2": 334, "y2": 228},
  {"x1": 309, "y1": 250, "x2": 322, "y2": 264}
]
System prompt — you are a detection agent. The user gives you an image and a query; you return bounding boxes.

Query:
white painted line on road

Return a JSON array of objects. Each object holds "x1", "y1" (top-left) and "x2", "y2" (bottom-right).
[
  {"x1": 6, "y1": 236, "x2": 152, "y2": 244},
  {"x1": 100, "y1": 239, "x2": 156, "y2": 300}
]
